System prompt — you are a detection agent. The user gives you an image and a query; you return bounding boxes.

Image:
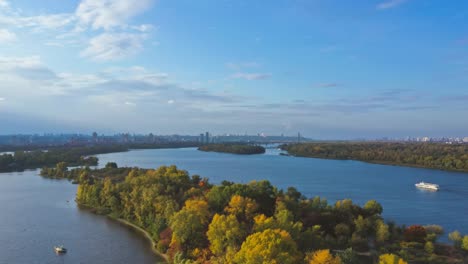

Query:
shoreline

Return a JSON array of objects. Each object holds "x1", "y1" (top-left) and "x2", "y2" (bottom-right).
[
  {"x1": 284, "y1": 153, "x2": 468, "y2": 174},
  {"x1": 113, "y1": 217, "x2": 169, "y2": 263}
]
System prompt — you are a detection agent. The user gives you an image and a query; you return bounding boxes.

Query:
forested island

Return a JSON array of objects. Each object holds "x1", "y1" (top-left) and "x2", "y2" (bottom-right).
[
  {"x1": 198, "y1": 144, "x2": 266, "y2": 155},
  {"x1": 281, "y1": 142, "x2": 468, "y2": 172},
  {"x1": 41, "y1": 163, "x2": 468, "y2": 264},
  {"x1": 0, "y1": 142, "x2": 198, "y2": 173}
]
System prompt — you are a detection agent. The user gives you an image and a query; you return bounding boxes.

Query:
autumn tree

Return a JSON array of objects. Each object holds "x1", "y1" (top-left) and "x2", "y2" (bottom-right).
[
  {"x1": 378, "y1": 253, "x2": 408, "y2": 264},
  {"x1": 224, "y1": 195, "x2": 258, "y2": 222},
  {"x1": 207, "y1": 214, "x2": 246, "y2": 257},
  {"x1": 234, "y1": 229, "x2": 301, "y2": 264},
  {"x1": 364, "y1": 200, "x2": 383, "y2": 216},
  {"x1": 375, "y1": 220, "x2": 390, "y2": 243},
  {"x1": 462, "y1": 235, "x2": 468, "y2": 251},
  {"x1": 404, "y1": 225, "x2": 426, "y2": 243},
  {"x1": 170, "y1": 199, "x2": 211, "y2": 252},
  {"x1": 449, "y1": 230, "x2": 462, "y2": 248},
  {"x1": 306, "y1": 249, "x2": 342, "y2": 264}
]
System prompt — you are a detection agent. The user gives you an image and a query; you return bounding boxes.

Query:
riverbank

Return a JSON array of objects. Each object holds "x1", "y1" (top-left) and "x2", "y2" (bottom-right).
[
  {"x1": 281, "y1": 142, "x2": 468, "y2": 173},
  {"x1": 76, "y1": 204, "x2": 168, "y2": 263},
  {"x1": 113, "y1": 218, "x2": 169, "y2": 263},
  {"x1": 0, "y1": 142, "x2": 200, "y2": 173}
]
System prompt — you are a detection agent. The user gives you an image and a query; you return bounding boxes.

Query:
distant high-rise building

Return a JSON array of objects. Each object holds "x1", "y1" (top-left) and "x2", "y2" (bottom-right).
[
  {"x1": 205, "y1": 132, "x2": 210, "y2": 144},
  {"x1": 200, "y1": 133, "x2": 205, "y2": 144},
  {"x1": 463, "y1": 137, "x2": 468, "y2": 143}
]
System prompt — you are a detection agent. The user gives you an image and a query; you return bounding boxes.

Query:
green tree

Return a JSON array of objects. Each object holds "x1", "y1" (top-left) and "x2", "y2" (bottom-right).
[
  {"x1": 337, "y1": 248, "x2": 358, "y2": 264},
  {"x1": 105, "y1": 162, "x2": 118, "y2": 169}
]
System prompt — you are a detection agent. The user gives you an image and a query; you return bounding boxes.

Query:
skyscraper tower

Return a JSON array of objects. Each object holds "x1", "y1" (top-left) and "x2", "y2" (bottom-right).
[{"x1": 205, "y1": 132, "x2": 210, "y2": 144}]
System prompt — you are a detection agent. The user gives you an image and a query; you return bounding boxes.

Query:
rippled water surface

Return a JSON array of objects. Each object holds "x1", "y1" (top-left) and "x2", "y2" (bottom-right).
[{"x1": 0, "y1": 170, "x2": 164, "y2": 264}]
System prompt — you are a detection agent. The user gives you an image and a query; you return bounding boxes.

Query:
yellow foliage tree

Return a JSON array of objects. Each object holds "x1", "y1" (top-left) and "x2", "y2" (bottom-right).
[
  {"x1": 234, "y1": 229, "x2": 301, "y2": 264},
  {"x1": 224, "y1": 195, "x2": 258, "y2": 221},
  {"x1": 306, "y1": 249, "x2": 342, "y2": 264},
  {"x1": 207, "y1": 213, "x2": 246, "y2": 256},
  {"x1": 379, "y1": 254, "x2": 408, "y2": 264}
]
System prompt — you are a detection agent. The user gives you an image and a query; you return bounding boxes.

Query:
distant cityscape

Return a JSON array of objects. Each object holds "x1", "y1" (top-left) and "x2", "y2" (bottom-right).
[
  {"x1": 0, "y1": 132, "x2": 306, "y2": 147},
  {"x1": 0, "y1": 132, "x2": 467, "y2": 147}
]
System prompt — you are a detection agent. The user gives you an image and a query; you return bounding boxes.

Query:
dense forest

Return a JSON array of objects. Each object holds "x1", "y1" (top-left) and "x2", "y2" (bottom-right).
[
  {"x1": 198, "y1": 144, "x2": 265, "y2": 155},
  {"x1": 0, "y1": 142, "x2": 199, "y2": 172},
  {"x1": 42, "y1": 164, "x2": 468, "y2": 264},
  {"x1": 281, "y1": 142, "x2": 468, "y2": 172}
]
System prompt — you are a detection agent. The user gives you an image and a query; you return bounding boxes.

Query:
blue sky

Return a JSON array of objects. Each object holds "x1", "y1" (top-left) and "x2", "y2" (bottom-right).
[{"x1": 0, "y1": 0, "x2": 467, "y2": 138}]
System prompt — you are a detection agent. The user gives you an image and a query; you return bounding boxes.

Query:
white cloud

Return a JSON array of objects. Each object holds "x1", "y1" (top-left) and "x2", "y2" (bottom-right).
[
  {"x1": 167, "y1": 99, "x2": 175, "y2": 104},
  {"x1": 0, "y1": 11, "x2": 75, "y2": 30},
  {"x1": 0, "y1": 97, "x2": 5, "y2": 101},
  {"x1": 0, "y1": 0, "x2": 9, "y2": 8},
  {"x1": 0, "y1": 28, "x2": 16, "y2": 42},
  {"x1": 80, "y1": 33, "x2": 146, "y2": 61},
  {"x1": 76, "y1": 0, "x2": 154, "y2": 30},
  {"x1": 133, "y1": 24, "x2": 154, "y2": 32},
  {"x1": 231, "y1": 72, "x2": 271, "y2": 80},
  {"x1": 0, "y1": 56, "x2": 42, "y2": 70},
  {"x1": 376, "y1": 0, "x2": 408, "y2": 10}
]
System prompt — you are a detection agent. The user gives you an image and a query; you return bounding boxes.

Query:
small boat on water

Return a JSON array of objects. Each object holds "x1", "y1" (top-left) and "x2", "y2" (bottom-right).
[
  {"x1": 415, "y1": 181, "x2": 439, "y2": 191},
  {"x1": 54, "y1": 245, "x2": 67, "y2": 254}
]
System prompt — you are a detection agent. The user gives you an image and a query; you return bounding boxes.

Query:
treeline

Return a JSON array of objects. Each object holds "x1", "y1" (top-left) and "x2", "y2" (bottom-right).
[
  {"x1": 58, "y1": 164, "x2": 468, "y2": 264},
  {"x1": 198, "y1": 144, "x2": 265, "y2": 155},
  {"x1": 281, "y1": 142, "x2": 468, "y2": 172},
  {"x1": 0, "y1": 145, "x2": 124, "y2": 172},
  {"x1": 0, "y1": 142, "x2": 199, "y2": 173}
]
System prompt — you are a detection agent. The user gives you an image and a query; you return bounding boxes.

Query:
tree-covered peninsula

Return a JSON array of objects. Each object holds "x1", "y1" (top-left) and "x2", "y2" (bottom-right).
[
  {"x1": 198, "y1": 144, "x2": 265, "y2": 155},
  {"x1": 41, "y1": 164, "x2": 468, "y2": 264},
  {"x1": 281, "y1": 142, "x2": 468, "y2": 172},
  {"x1": 0, "y1": 142, "x2": 199, "y2": 173}
]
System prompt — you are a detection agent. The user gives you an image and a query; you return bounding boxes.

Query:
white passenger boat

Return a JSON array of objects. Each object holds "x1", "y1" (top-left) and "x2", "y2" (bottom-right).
[
  {"x1": 54, "y1": 245, "x2": 67, "y2": 254},
  {"x1": 415, "y1": 181, "x2": 439, "y2": 191}
]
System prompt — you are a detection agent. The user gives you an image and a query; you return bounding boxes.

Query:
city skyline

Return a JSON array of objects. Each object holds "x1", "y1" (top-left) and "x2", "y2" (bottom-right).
[{"x1": 1, "y1": 0, "x2": 468, "y2": 138}]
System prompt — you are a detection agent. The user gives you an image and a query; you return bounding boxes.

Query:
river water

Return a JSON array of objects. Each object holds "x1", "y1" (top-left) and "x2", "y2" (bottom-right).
[
  {"x1": 0, "y1": 147, "x2": 467, "y2": 263},
  {"x1": 0, "y1": 170, "x2": 164, "y2": 264}
]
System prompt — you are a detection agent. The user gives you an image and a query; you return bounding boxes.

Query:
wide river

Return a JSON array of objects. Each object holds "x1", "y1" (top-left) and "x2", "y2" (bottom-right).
[{"x1": 1, "y1": 147, "x2": 467, "y2": 263}]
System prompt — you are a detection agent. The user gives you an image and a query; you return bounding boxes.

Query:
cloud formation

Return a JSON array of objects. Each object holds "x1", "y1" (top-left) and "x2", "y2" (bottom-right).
[
  {"x1": 0, "y1": 0, "x2": 155, "y2": 61},
  {"x1": 76, "y1": 0, "x2": 154, "y2": 30},
  {"x1": 0, "y1": 28, "x2": 15, "y2": 42},
  {"x1": 80, "y1": 33, "x2": 146, "y2": 61}
]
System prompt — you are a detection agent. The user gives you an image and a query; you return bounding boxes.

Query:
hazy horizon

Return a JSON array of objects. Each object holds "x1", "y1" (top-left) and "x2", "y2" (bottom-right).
[{"x1": 1, "y1": 0, "x2": 467, "y2": 138}]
